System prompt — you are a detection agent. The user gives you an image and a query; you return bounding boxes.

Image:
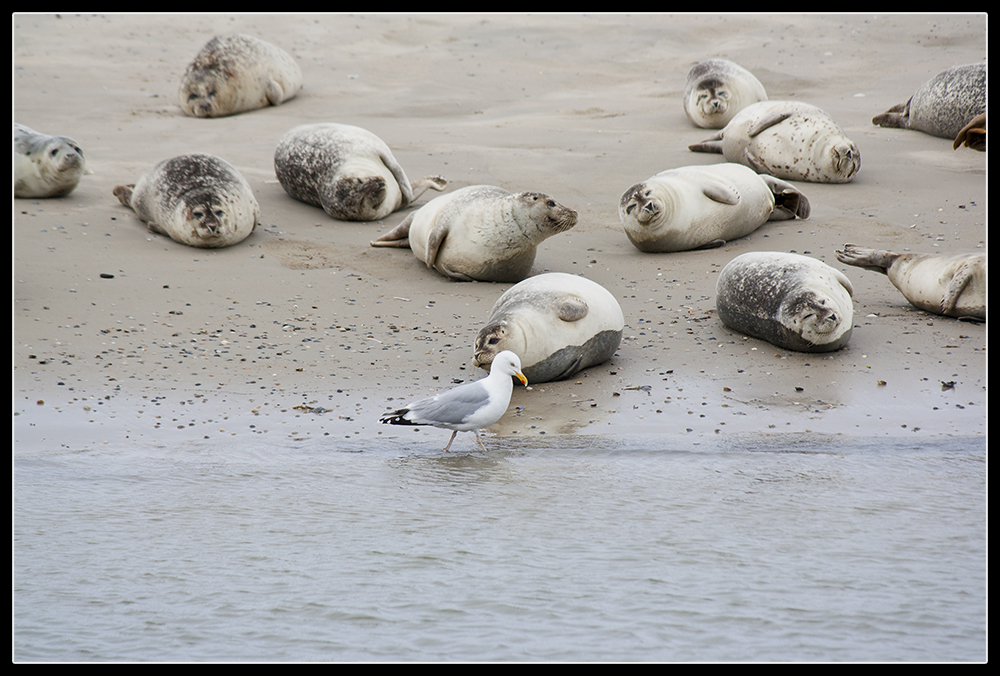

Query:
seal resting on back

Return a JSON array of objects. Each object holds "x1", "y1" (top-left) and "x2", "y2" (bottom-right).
[
  {"x1": 716, "y1": 251, "x2": 854, "y2": 352},
  {"x1": 689, "y1": 100, "x2": 861, "y2": 183},
  {"x1": 14, "y1": 123, "x2": 88, "y2": 198},
  {"x1": 872, "y1": 62, "x2": 986, "y2": 141},
  {"x1": 473, "y1": 272, "x2": 625, "y2": 383},
  {"x1": 179, "y1": 33, "x2": 302, "y2": 118},
  {"x1": 274, "y1": 123, "x2": 447, "y2": 221},
  {"x1": 113, "y1": 153, "x2": 260, "y2": 248},
  {"x1": 683, "y1": 58, "x2": 768, "y2": 129},
  {"x1": 618, "y1": 163, "x2": 810, "y2": 253},
  {"x1": 835, "y1": 244, "x2": 985, "y2": 321},
  {"x1": 370, "y1": 185, "x2": 578, "y2": 282}
]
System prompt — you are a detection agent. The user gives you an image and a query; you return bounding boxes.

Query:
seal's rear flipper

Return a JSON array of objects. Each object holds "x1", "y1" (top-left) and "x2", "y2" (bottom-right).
[{"x1": 370, "y1": 213, "x2": 414, "y2": 248}]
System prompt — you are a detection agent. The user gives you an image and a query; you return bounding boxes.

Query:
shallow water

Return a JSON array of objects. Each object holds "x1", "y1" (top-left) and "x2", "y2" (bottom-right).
[{"x1": 14, "y1": 434, "x2": 986, "y2": 662}]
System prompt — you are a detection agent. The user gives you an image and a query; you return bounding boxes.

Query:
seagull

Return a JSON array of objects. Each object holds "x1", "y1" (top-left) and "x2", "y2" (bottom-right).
[{"x1": 380, "y1": 350, "x2": 528, "y2": 451}]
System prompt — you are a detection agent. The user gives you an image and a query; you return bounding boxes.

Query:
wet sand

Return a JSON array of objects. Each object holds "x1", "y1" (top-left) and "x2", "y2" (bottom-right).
[{"x1": 13, "y1": 13, "x2": 987, "y2": 451}]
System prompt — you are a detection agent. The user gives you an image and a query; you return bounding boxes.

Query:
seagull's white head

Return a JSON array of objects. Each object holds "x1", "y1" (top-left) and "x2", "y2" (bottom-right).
[{"x1": 490, "y1": 350, "x2": 528, "y2": 385}]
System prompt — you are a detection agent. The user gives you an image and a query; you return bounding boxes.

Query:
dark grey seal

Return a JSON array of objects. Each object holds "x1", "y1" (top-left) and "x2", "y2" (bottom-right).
[
  {"x1": 274, "y1": 123, "x2": 446, "y2": 221},
  {"x1": 872, "y1": 62, "x2": 986, "y2": 141},
  {"x1": 716, "y1": 252, "x2": 854, "y2": 352},
  {"x1": 113, "y1": 153, "x2": 259, "y2": 248}
]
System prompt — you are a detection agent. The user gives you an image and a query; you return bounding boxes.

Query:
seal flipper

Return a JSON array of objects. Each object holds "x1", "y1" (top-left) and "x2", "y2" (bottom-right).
[
  {"x1": 941, "y1": 260, "x2": 976, "y2": 315},
  {"x1": 746, "y1": 110, "x2": 793, "y2": 137},
  {"x1": 424, "y1": 220, "x2": 449, "y2": 270},
  {"x1": 760, "y1": 175, "x2": 810, "y2": 220},
  {"x1": 872, "y1": 101, "x2": 911, "y2": 129},
  {"x1": 113, "y1": 184, "x2": 135, "y2": 207},
  {"x1": 553, "y1": 355, "x2": 585, "y2": 381},
  {"x1": 264, "y1": 79, "x2": 285, "y2": 106},
  {"x1": 370, "y1": 212, "x2": 414, "y2": 248},
  {"x1": 688, "y1": 131, "x2": 724, "y2": 154},
  {"x1": 556, "y1": 296, "x2": 589, "y2": 322},
  {"x1": 742, "y1": 148, "x2": 772, "y2": 175},
  {"x1": 699, "y1": 179, "x2": 741, "y2": 205},
  {"x1": 409, "y1": 176, "x2": 448, "y2": 202}
]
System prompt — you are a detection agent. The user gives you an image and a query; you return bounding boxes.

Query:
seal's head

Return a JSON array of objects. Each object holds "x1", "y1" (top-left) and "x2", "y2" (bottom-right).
[
  {"x1": 619, "y1": 181, "x2": 667, "y2": 228},
  {"x1": 518, "y1": 192, "x2": 578, "y2": 236},
  {"x1": 179, "y1": 71, "x2": 229, "y2": 118},
  {"x1": 474, "y1": 320, "x2": 524, "y2": 372},
  {"x1": 826, "y1": 140, "x2": 861, "y2": 183},
  {"x1": 323, "y1": 175, "x2": 389, "y2": 221},
  {"x1": 692, "y1": 78, "x2": 732, "y2": 118}
]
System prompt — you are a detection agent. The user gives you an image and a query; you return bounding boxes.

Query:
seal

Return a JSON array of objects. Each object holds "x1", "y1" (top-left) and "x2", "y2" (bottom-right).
[
  {"x1": 873, "y1": 62, "x2": 986, "y2": 141},
  {"x1": 689, "y1": 100, "x2": 861, "y2": 183},
  {"x1": 473, "y1": 272, "x2": 625, "y2": 383},
  {"x1": 112, "y1": 152, "x2": 260, "y2": 248},
  {"x1": 716, "y1": 251, "x2": 854, "y2": 352},
  {"x1": 952, "y1": 112, "x2": 986, "y2": 152},
  {"x1": 14, "y1": 123, "x2": 87, "y2": 198},
  {"x1": 835, "y1": 244, "x2": 985, "y2": 321},
  {"x1": 179, "y1": 33, "x2": 303, "y2": 118},
  {"x1": 274, "y1": 123, "x2": 447, "y2": 221},
  {"x1": 618, "y1": 163, "x2": 810, "y2": 253},
  {"x1": 370, "y1": 185, "x2": 578, "y2": 282},
  {"x1": 683, "y1": 58, "x2": 768, "y2": 129}
]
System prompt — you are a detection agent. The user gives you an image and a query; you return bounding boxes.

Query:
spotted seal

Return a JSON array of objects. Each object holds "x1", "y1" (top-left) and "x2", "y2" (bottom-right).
[
  {"x1": 14, "y1": 123, "x2": 87, "y2": 198},
  {"x1": 370, "y1": 185, "x2": 578, "y2": 282},
  {"x1": 179, "y1": 33, "x2": 302, "y2": 118},
  {"x1": 689, "y1": 100, "x2": 861, "y2": 183},
  {"x1": 835, "y1": 244, "x2": 985, "y2": 320},
  {"x1": 873, "y1": 62, "x2": 986, "y2": 141},
  {"x1": 473, "y1": 272, "x2": 624, "y2": 383},
  {"x1": 113, "y1": 153, "x2": 259, "y2": 248},
  {"x1": 274, "y1": 123, "x2": 447, "y2": 221},
  {"x1": 716, "y1": 251, "x2": 854, "y2": 352},
  {"x1": 683, "y1": 58, "x2": 768, "y2": 129},
  {"x1": 618, "y1": 163, "x2": 810, "y2": 253}
]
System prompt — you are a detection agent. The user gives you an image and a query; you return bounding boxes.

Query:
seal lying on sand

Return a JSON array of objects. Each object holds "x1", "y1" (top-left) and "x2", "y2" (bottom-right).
[
  {"x1": 473, "y1": 272, "x2": 624, "y2": 383},
  {"x1": 370, "y1": 185, "x2": 578, "y2": 282},
  {"x1": 274, "y1": 123, "x2": 447, "y2": 221},
  {"x1": 14, "y1": 123, "x2": 87, "y2": 198},
  {"x1": 179, "y1": 33, "x2": 302, "y2": 118},
  {"x1": 689, "y1": 100, "x2": 861, "y2": 183},
  {"x1": 836, "y1": 244, "x2": 985, "y2": 320},
  {"x1": 618, "y1": 163, "x2": 810, "y2": 253},
  {"x1": 716, "y1": 251, "x2": 854, "y2": 352},
  {"x1": 873, "y1": 62, "x2": 986, "y2": 141},
  {"x1": 113, "y1": 153, "x2": 259, "y2": 248},
  {"x1": 683, "y1": 58, "x2": 768, "y2": 129}
]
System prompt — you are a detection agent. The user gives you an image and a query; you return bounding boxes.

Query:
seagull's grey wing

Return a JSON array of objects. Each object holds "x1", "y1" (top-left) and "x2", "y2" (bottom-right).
[{"x1": 407, "y1": 381, "x2": 491, "y2": 426}]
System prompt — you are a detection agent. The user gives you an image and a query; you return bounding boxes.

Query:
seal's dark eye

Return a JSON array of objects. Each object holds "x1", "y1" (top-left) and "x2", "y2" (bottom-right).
[
  {"x1": 214, "y1": 210, "x2": 224, "y2": 218},
  {"x1": 546, "y1": 200, "x2": 556, "y2": 207},
  {"x1": 188, "y1": 93, "x2": 198, "y2": 101},
  {"x1": 488, "y1": 337, "x2": 500, "y2": 345}
]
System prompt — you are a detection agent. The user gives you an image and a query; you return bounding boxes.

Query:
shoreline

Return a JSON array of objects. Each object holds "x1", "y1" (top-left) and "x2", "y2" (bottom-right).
[{"x1": 14, "y1": 13, "x2": 987, "y2": 452}]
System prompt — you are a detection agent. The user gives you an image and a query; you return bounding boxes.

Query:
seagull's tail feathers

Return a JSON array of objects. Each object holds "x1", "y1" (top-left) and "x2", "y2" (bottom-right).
[{"x1": 380, "y1": 408, "x2": 419, "y2": 426}]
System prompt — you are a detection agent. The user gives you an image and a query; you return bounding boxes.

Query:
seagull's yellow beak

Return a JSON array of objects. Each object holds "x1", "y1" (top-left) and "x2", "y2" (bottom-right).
[{"x1": 515, "y1": 371, "x2": 528, "y2": 386}]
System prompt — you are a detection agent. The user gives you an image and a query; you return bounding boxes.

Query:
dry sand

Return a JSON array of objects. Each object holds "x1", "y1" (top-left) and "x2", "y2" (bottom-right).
[{"x1": 14, "y1": 13, "x2": 987, "y2": 452}]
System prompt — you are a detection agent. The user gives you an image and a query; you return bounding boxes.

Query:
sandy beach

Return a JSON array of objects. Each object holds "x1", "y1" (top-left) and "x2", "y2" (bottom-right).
[{"x1": 14, "y1": 13, "x2": 987, "y2": 452}]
